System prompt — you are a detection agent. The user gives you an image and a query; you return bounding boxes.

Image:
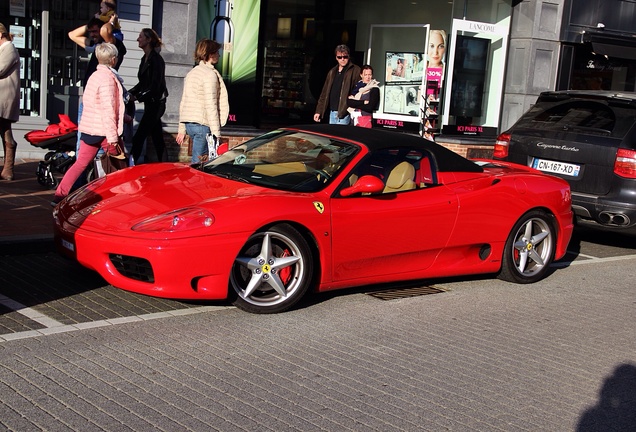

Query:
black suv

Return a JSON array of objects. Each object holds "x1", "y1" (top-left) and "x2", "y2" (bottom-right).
[{"x1": 494, "y1": 90, "x2": 636, "y2": 232}]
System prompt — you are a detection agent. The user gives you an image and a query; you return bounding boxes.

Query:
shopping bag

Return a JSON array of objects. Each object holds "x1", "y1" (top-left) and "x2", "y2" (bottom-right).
[{"x1": 206, "y1": 133, "x2": 219, "y2": 161}]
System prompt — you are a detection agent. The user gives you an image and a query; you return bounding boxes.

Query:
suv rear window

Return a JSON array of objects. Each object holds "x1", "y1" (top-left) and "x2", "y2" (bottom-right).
[{"x1": 515, "y1": 101, "x2": 617, "y2": 136}]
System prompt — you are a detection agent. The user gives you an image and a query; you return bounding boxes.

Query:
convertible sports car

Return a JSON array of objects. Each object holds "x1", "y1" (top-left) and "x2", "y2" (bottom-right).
[{"x1": 53, "y1": 125, "x2": 574, "y2": 313}]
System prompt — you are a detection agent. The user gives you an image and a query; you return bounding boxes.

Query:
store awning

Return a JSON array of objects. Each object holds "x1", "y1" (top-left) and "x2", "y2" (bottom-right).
[{"x1": 581, "y1": 30, "x2": 636, "y2": 60}]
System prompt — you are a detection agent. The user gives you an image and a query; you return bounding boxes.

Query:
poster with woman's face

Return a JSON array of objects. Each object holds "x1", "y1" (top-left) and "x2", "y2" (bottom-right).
[{"x1": 427, "y1": 30, "x2": 447, "y2": 68}]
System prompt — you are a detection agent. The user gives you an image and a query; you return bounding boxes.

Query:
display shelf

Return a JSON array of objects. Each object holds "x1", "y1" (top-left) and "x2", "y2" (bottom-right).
[
  {"x1": 422, "y1": 74, "x2": 443, "y2": 138},
  {"x1": 261, "y1": 39, "x2": 311, "y2": 119}
]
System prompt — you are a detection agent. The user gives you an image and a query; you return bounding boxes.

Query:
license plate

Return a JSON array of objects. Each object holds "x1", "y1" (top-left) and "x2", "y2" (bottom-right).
[
  {"x1": 532, "y1": 158, "x2": 581, "y2": 177},
  {"x1": 61, "y1": 239, "x2": 75, "y2": 252}
]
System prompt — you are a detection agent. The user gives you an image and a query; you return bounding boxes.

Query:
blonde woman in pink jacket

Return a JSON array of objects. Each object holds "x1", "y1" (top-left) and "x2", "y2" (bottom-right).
[{"x1": 53, "y1": 42, "x2": 125, "y2": 205}]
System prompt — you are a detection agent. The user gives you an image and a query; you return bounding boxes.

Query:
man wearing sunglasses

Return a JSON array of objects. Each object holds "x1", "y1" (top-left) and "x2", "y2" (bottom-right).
[{"x1": 314, "y1": 45, "x2": 361, "y2": 125}]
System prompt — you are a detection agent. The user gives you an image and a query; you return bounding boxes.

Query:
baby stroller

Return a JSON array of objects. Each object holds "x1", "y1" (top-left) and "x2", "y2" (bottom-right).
[{"x1": 24, "y1": 114, "x2": 78, "y2": 189}]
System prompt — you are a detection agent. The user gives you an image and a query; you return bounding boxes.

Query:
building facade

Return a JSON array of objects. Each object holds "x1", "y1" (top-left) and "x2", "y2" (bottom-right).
[{"x1": 3, "y1": 0, "x2": 636, "y2": 160}]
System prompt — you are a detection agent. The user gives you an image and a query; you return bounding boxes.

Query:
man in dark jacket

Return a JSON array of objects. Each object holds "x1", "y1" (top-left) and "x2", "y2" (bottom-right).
[{"x1": 314, "y1": 45, "x2": 361, "y2": 125}]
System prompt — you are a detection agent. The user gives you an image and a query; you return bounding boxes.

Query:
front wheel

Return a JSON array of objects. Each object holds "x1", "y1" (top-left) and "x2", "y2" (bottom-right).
[
  {"x1": 230, "y1": 224, "x2": 314, "y2": 313},
  {"x1": 499, "y1": 210, "x2": 556, "y2": 284}
]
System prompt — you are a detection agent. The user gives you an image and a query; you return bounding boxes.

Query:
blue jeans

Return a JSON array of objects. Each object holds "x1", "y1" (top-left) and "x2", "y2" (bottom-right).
[
  {"x1": 329, "y1": 110, "x2": 351, "y2": 125},
  {"x1": 186, "y1": 123, "x2": 211, "y2": 164},
  {"x1": 75, "y1": 101, "x2": 83, "y2": 153}
]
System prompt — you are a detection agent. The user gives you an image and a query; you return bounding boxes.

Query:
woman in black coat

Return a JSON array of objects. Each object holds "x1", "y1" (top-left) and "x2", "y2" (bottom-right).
[{"x1": 129, "y1": 28, "x2": 168, "y2": 163}]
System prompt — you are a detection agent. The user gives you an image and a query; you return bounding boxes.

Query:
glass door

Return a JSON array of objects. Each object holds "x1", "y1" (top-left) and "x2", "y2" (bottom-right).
[{"x1": 47, "y1": 0, "x2": 93, "y2": 124}]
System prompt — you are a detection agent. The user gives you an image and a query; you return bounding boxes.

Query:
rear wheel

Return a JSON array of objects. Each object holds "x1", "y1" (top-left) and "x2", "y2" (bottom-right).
[
  {"x1": 499, "y1": 210, "x2": 556, "y2": 284},
  {"x1": 230, "y1": 224, "x2": 314, "y2": 313}
]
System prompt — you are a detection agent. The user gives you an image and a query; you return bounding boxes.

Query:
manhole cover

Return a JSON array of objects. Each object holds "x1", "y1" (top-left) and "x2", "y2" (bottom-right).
[{"x1": 367, "y1": 285, "x2": 448, "y2": 301}]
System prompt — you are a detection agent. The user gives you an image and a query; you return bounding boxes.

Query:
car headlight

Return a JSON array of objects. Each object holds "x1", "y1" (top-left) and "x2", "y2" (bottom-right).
[{"x1": 131, "y1": 208, "x2": 215, "y2": 232}]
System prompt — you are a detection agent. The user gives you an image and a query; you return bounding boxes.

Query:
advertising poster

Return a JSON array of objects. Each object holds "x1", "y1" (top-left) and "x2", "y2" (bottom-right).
[
  {"x1": 383, "y1": 52, "x2": 425, "y2": 117},
  {"x1": 426, "y1": 68, "x2": 443, "y2": 102},
  {"x1": 197, "y1": 0, "x2": 261, "y2": 126},
  {"x1": 423, "y1": 66, "x2": 443, "y2": 136},
  {"x1": 9, "y1": 25, "x2": 26, "y2": 49}
]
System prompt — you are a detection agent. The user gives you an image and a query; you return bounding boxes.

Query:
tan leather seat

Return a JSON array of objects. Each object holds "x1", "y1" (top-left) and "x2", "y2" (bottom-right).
[
  {"x1": 348, "y1": 173, "x2": 359, "y2": 186},
  {"x1": 383, "y1": 161, "x2": 416, "y2": 193}
]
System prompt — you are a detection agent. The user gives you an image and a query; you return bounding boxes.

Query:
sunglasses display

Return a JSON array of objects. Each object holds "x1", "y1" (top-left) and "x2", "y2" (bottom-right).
[{"x1": 336, "y1": 55, "x2": 349, "y2": 59}]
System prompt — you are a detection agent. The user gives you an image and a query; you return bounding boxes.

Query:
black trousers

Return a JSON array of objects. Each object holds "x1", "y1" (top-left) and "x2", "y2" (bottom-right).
[{"x1": 131, "y1": 100, "x2": 166, "y2": 164}]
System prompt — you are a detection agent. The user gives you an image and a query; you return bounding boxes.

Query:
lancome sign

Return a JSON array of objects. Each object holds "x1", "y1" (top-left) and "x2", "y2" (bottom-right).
[
  {"x1": 453, "y1": 19, "x2": 508, "y2": 36},
  {"x1": 469, "y1": 23, "x2": 496, "y2": 33}
]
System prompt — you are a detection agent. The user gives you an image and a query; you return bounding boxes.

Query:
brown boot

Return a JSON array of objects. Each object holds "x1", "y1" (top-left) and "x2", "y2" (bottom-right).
[{"x1": 1, "y1": 130, "x2": 17, "y2": 181}]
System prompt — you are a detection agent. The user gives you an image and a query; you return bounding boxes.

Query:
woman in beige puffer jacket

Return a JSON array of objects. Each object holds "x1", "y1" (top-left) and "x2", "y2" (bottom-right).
[
  {"x1": 176, "y1": 38, "x2": 229, "y2": 164},
  {"x1": 0, "y1": 23, "x2": 20, "y2": 181}
]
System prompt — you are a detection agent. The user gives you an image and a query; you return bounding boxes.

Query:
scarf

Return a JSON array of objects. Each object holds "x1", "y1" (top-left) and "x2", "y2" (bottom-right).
[{"x1": 347, "y1": 79, "x2": 380, "y2": 116}]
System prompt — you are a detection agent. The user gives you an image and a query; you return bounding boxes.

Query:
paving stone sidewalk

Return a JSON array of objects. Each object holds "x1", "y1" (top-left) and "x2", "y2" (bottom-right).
[{"x1": 0, "y1": 160, "x2": 56, "y2": 252}]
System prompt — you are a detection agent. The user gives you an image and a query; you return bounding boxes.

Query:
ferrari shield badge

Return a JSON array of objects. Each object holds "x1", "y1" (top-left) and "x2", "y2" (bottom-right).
[{"x1": 313, "y1": 201, "x2": 325, "y2": 214}]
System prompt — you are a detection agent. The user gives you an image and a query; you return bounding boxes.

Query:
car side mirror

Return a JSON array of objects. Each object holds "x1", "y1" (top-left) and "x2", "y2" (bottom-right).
[{"x1": 340, "y1": 175, "x2": 384, "y2": 197}]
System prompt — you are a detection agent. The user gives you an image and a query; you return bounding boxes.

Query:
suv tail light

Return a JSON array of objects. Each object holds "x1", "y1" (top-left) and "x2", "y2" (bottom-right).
[
  {"x1": 614, "y1": 148, "x2": 636, "y2": 178},
  {"x1": 493, "y1": 133, "x2": 510, "y2": 159}
]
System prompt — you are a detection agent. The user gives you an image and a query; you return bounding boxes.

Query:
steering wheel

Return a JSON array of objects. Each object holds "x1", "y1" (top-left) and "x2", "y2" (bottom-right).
[{"x1": 310, "y1": 168, "x2": 331, "y2": 183}]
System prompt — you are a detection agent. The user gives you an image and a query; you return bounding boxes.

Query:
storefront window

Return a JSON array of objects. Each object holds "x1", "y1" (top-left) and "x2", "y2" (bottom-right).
[
  {"x1": 262, "y1": 36, "x2": 314, "y2": 124},
  {"x1": 2, "y1": 1, "x2": 42, "y2": 117},
  {"x1": 260, "y1": 1, "x2": 318, "y2": 126},
  {"x1": 48, "y1": 0, "x2": 105, "y2": 125},
  {"x1": 192, "y1": 0, "x2": 511, "y2": 132},
  {"x1": 569, "y1": 43, "x2": 636, "y2": 92}
]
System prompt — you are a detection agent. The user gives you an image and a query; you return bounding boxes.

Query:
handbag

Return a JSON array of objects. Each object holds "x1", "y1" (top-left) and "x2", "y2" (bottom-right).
[
  {"x1": 99, "y1": 138, "x2": 129, "y2": 175},
  {"x1": 104, "y1": 138, "x2": 127, "y2": 160}
]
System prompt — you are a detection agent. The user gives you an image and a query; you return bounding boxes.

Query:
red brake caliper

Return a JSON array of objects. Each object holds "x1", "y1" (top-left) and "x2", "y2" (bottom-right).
[{"x1": 279, "y1": 250, "x2": 292, "y2": 284}]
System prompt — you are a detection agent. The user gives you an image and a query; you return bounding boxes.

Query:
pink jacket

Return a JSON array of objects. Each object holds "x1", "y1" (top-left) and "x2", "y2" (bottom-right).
[{"x1": 79, "y1": 65, "x2": 124, "y2": 144}]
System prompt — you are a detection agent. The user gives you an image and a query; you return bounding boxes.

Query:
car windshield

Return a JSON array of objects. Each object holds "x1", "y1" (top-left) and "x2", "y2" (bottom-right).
[{"x1": 200, "y1": 130, "x2": 359, "y2": 192}]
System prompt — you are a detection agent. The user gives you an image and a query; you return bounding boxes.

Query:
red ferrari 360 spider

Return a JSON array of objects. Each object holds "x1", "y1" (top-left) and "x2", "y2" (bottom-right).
[{"x1": 54, "y1": 125, "x2": 574, "y2": 313}]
